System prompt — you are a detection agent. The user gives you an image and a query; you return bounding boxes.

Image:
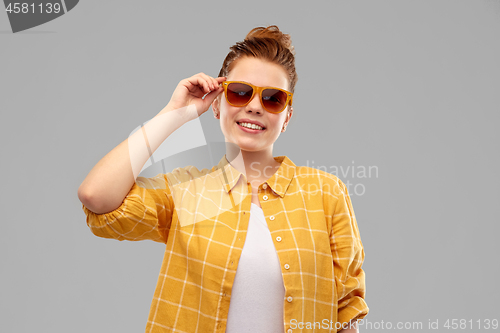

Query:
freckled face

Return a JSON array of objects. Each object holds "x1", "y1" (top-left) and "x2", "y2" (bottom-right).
[{"x1": 215, "y1": 56, "x2": 292, "y2": 152}]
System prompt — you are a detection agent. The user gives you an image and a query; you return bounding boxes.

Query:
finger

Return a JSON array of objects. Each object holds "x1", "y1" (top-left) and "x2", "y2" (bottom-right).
[
  {"x1": 198, "y1": 73, "x2": 217, "y2": 91},
  {"x1": 183, "y1": 77, "x2": 202, "y2": 92},
  {"x1": 214, "y1": 76, "x2": 226, "y2": 87},
  {"x1": 210, "y1": 76, "x2": 220, "y2": 90},
  {"x1": 204, "y1": 74, "x2": 222, "y2": 92},
  {"x1": 203, "y1": 86, "x2": 223, "y2": 105},
  {"x1": 189, "y1": 76, "x2": 211, "y2": 94},
  {"x1": 195, "y1": 73, "x2": 225, "y2": 92}
]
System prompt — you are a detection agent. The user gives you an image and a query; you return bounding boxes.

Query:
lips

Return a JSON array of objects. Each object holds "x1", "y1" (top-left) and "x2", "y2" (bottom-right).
[
  {"x1": 236, "y1": 121, "x2": 266, "y2": 130},
  {"x1": 236, "y1": 122, "x2": 265, "y2": 133},
  {"x1": 236, "y1": 119, "x2": 266, "y2": 129}
]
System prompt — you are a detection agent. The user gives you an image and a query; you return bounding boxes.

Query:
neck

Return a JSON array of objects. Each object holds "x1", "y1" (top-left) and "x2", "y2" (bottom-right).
[{"x1": 225, "y1": 143, "x2": 280, "y2": 185}]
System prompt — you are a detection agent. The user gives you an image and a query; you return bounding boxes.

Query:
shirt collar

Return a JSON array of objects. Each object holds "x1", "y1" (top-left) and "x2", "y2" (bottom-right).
[{"x1": 215, "y1": 154, "x2": 296, "y2": 198}]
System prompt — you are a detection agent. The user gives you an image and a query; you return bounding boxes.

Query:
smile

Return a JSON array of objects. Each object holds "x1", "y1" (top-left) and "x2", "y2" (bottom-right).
[{"x1": 236, "y1": 122, "x2": 266, "y2": 133}]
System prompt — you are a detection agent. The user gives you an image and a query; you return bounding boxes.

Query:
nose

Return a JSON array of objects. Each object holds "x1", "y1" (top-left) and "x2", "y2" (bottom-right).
[{"x1": 245, "y1": 91, "x2": 264, "y2": 114}]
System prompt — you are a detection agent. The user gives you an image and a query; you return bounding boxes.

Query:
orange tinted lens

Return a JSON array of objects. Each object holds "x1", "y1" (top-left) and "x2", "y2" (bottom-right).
[
  {"x1": 226, "y1": 82, "x2": 253, "y2": 106},
  {"x1": 262, "y1": 88, "x2": 287, "y2": 113}
]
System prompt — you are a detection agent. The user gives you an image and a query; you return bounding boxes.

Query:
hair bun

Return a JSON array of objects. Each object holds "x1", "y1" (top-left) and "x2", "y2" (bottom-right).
[{"x1": 245, "y1": 25, "x2": 295, "y2": 55}]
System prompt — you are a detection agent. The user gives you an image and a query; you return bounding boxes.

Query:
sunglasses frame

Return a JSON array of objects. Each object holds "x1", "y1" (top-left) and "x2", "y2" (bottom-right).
[{"x1": 221, "y1": 81, "x2": 293, "y2": 114}]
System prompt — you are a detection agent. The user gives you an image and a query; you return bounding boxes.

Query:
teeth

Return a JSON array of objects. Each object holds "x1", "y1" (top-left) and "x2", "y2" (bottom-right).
[{"x1": 239, "y1": 122, "x2": 264, "y2": 130}]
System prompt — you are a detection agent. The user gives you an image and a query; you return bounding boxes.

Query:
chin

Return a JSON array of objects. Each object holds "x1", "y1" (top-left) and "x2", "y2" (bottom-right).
[{"x1": 234, "y1": 140, "x2": 263, "y2": 151}]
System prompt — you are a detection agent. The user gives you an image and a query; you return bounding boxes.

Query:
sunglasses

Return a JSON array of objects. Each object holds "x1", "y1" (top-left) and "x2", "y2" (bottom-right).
[{"x1": 221, "y1": 81, "x2": 293, "y2": 114}]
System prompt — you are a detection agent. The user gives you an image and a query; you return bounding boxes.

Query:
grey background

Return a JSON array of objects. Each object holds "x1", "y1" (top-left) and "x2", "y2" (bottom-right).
[{"x1": 1, "y1": 0, "x2": 499, "y2": 332}]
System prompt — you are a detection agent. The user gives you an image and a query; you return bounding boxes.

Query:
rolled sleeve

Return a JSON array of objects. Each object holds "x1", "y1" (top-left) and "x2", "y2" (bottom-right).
[
  {"x1": 82, "y1": 174, "x2": 174, "y2": 243},
  {"x1": 330, "y1": 180, "x2": 369, "y2": 330}
]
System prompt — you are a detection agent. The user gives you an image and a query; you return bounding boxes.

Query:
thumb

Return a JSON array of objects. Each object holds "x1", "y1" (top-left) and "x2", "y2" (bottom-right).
[{"x1": 203, "y1": 87, "x2": 223, "y2": 105}]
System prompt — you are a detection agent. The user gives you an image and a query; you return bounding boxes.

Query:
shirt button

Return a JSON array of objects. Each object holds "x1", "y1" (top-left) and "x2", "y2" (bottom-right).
[
  {"x1": 270, "y1": 216, "x2": 275, "y2": 221},
  {"x1": 263, "y1": 195, "x2": 268, "y2": 200},
  {"x1": 284, "y1": 264, "x2": 290, "y2": 270},
  {"x1": 287, "y1": 296, "x2": 293, "y2": 302},
  {"x1": 276, "y1": 236, "x2": 282, "y2": 242},
  {"x1": 262, "y1": 183, "x2": 268, "y2": 189},
  {"x1": 288, "y1": 330, "x2": 292, "y2": 333}
]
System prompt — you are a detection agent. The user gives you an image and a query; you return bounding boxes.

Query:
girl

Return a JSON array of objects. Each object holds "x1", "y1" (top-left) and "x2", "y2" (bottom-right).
[{"x1": 79, "y1": 25, "x2": 368, "y2": 333}]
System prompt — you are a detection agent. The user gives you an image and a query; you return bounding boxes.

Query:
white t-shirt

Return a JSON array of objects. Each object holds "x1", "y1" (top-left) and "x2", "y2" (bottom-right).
[{"x1": 225, "y1": 203, "x2": 285, "y2": 333}]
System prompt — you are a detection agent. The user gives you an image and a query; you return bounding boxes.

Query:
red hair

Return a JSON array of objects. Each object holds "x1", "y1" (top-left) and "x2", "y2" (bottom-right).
[{"x1": 217, "y1": 25, "x2": 298, "y2": 95}]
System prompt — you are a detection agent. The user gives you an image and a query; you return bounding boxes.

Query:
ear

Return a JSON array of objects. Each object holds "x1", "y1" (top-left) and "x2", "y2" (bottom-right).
[
  {"x1": 285, "y1": 106, "x2": 293, "y2": 125},
  {"x1": 212, "y1": 95, "x2": 220, "y2": 117},
  {"x1": 281, "y1": 107, "x2": 293, "y2": 132}
]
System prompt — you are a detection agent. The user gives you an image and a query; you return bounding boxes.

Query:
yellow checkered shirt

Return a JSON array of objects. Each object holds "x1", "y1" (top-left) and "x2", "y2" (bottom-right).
[{"x1": 82, "y1": 155, "x2": 369, "y2": 332}]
